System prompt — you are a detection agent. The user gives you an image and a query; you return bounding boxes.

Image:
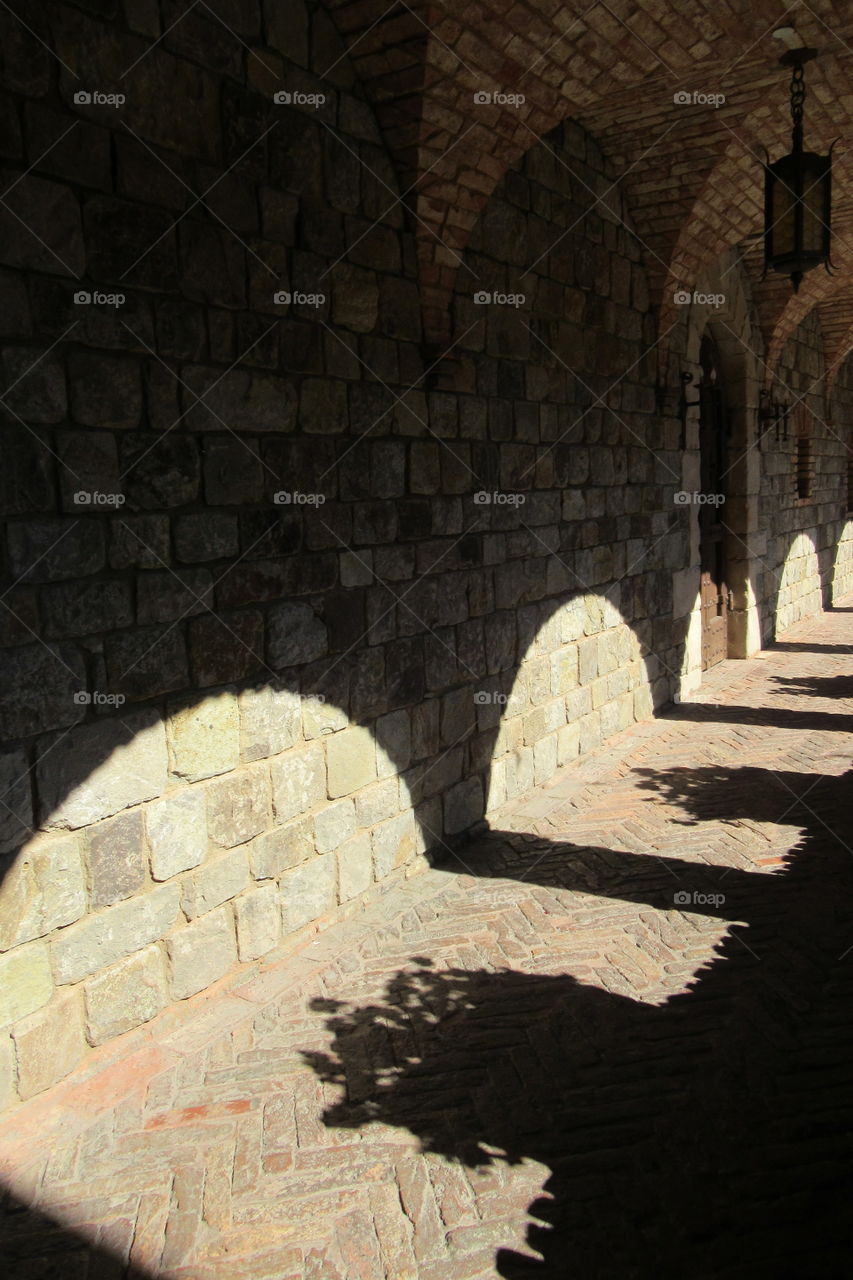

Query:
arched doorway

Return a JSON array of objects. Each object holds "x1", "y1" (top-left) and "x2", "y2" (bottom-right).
[{"x1": 698, "y1": 332, "x2": 730, "y2": 670}]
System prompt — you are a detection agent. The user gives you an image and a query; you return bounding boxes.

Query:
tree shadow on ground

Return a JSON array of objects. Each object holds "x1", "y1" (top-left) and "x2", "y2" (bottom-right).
[
  {"x1": 0, "y1": 1186, "x2": 153, "y2": 1279},
  {"x1": 769, "y1": 674, "x2": 853, "y2": 700},
  {"x1": 304, "y1": 761, "x2": 853, "y2": 1279}
]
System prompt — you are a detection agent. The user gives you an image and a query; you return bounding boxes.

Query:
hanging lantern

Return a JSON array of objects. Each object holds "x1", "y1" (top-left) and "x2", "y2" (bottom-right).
[{"x1": 764, "y1": 48, "x2": 833, "y2": 293}]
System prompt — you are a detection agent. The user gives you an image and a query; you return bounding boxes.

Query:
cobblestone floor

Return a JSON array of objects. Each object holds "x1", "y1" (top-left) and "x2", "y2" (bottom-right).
[{"x1": 2, "y1": 605, "x2": 853, "y2": 1279}]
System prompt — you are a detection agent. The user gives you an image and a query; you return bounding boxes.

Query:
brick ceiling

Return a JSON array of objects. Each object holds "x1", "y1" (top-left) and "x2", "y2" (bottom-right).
[{"x1": 324, "y1": 0, "x2": 853, "y2": 386}]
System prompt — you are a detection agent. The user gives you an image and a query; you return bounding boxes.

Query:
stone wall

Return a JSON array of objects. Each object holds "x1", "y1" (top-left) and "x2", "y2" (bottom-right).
[{"x1": 1, "y1": 0, "x2": 851, "y2": 1109}]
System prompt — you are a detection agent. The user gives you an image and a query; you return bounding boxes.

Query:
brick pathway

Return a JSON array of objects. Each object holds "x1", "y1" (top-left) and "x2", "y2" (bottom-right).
[{"x1": 2, "y1": 605, "x2": 853, "y2": 1279}]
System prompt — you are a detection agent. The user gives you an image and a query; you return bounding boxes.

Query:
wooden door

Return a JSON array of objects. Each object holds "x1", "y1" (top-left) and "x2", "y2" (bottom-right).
[{"x1": 698, "y1": 334, "x2": 729, "y2": 671}]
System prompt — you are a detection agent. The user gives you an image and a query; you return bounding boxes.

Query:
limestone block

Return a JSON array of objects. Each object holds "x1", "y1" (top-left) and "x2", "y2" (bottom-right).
[
  {"x1": 533, "y1": 735, "x2": 558, "y2": 786},
  {"x1": 443, "y1": 778, "x2": 484, "y2": 835},
  {"x1": 337, "y1": 832, "x2": 372, "y2": 901},
  {"x1": 270, "y1": 742, "x2": 326, "y2": 824},
  {"x1": 206, "y1": 765, "x2": 270, "y2": 848},
  {"x1": 355, "y1": 778, "x2": 400, "y2": 827},
  {"x1": 302, "y1": 694, "x2": 348, "y2": 739},
  {"x1": 168, "y1": 905, "x2": 237, "y2": 1000},
  {"x1": 371, "y1": 811, "x2": 416, "y2": 880},
  {"x1": 314, "y1": 798, "x2": 356, "y2": 854},
  {"x1": 0, "y1": 833, "x2": 85, "y2": 949},
  {"x1": 12, "y1": 988, "x2": 85, "y2": 1098},
  {"x1": 86, "y1": 809, "x2": 147, "y2": 908},
  {"x1": 168, "y1": 693, "x2": 239, "y2": 782},
  {"x1": 267, "y1": 602, "x2": 328, "y2": 668},
  {"x1": 84, "y1": 944, "x2": 168, "y2": 1044},
  {"x1": 280, "y1": 853, "x2": 336, "y2": 933},
  {"x1": 38, "y1": 710, "x2": 168, "y2": 830},
  {"x1": 181, "y1": 849, "x2": 249, "y2": 919},
  {"x1": 146, "y1": 789, "x2": 207, "y2": 880},
  {"x1": 326, "y1": 726, "x2": 377, "y2": 798},
  {"x1": 0, "y1": 942, "x2": 53, "y2": 1026},
  {"x1": 250, "y1": 817, "x2": 312, "y2": 879},
  {"x1": 52, "y1": 882, "x2": 180, "y2": 984},
  {"x1": 0, "y1": 1034, "x2": 15, "y2": 1110},
  {"x1": 235, "y1": 884, "x2": 280, "y2": 961},
  {"x1": 238, "y1": 683, "x2": 302, "y2": 761}
]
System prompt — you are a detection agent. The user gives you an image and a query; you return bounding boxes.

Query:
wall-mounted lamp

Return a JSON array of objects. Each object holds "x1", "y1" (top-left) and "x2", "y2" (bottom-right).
[{"x1": 757, "y1": 388, "x2": 790, "y2": 444}]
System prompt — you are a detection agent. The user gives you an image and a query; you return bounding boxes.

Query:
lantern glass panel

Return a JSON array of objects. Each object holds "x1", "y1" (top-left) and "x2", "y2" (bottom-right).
[{"x1": 771, "y1": 176, "x2": 797, "y2": 255}]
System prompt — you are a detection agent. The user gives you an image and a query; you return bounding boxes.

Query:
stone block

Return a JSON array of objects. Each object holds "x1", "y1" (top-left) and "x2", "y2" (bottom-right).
[
  {"x1": 84, "y1": 944, "x2": 168, "y2": 1045},
  {"x1": 41, "y1": 577, "x2": 133, "y2": 639},
  {"x1": 235, "y1": 884, "x2": 280, "y2": 961},
  {"x1": 0, "y1": 942, "x2": 53, "y2": 1026},
  {"x1": 203, "y1": 437, "x2": 263, "y2": 505},
  {"x1": 313, "y1": 797, "x2": 356, "y2": 854},
  {"x1": 0, "y1": 748, "x2": 33, "y2": 855},
  {"x1": 0, "y1": 172, "x2": 84, "y2": 276},
  {"x1": 174, "y1": 512, "x2": 238, "y2": 562},
  {"x1": 109, "y1": 513, "x2": 170, "y2": 568},
  {"x1": 146, "y1": 790, "x2": 207, "y2": 881},
  {"x1": 268, "y1": 602, "x2": 328, "y2": 669},
  {"x1": 371, "y1": 811, "x2": 416, "y2": 879},
  {"x1": 355, "y1": 778, "x2": 400, "y2": 827},
  {"x1": 206, "y1": 765, "x2": 270, "y2": 848},
  {"x1": 0, "y1": 1033, "x2": 15, "y2": 1110},
  {"x1": 181, "y1": 848, "x2": 249, "y2": 919},
  {"x1": 326, "y1": 726, "x2": 377, "y2": 798},
  {"x1": 1, "y1": 346, "x2": 66, "y2": 422},
  {"x1": 238, "y1": 682, "x2": 301, "y2": 761},
  {"x1": 52, "y1": 882, "x2": 180, "y2": 985},
  {"x1": 337, "y1": 832, "x2": 372, "y2": 902},
  {"x1": 7, "y1": 519, "x2": 104, "y2": 583},
  {"x1": 137, "y1": 569, "x2": 213, "y2": 624},
  {"x1": 68, "y1": 351, "x2": 142, "y2": 429},
  {"x1": 189, "y1": 610, "x2": 265, "y2": 687},
  {"x1": 280, "y1": 853, "x2": 336, "y2": 933},
  {"x1": 270, "y1": 742, "x2": 326, "y2": 822},
  {"x1": 38, "y1": 710, "x2": 168, "y2": 830},
  {"x1": 104, "y1": 626, "x2": 189, "y2": 701},
  {"x1": 84, "y1": 196, "x2": 177, "y2": 290},
  {"x1": 0, "y1": 833, "x2": 86, "y2": 950},
  {"x1": 374, "y1": 709, "x2": 411, "y2": 777},
  {"x1": 299, "y1": 377, "x2": 348, "y2": 434},
  {"x1": 443, "y1": 778, "x2": 484, "y2": 835},
  {"x1": 120, "y1": 433, "x2": 201, "y2": 508},
  {"x1": 0, "y1": 428, "x2": 53, "y2": 518},
  {"x1": 12, "y1": 989, "x2": 85, "y2": 1098},
  {"x1": 85, "y1": 809, "x2": 147, "y2": 909},
  {"x1": 182, "y1": 365, "x2": 297, "y2": 432},
  {"x1": 168, "y1": 905, "x2": 237, "y2": 1000},
  {"x1": 331, "y1": 264, "x2": 378, "y2": 332},
  {"x1": 168, "y1": 693, "x2": 239, "y2": 782},
  {"x1": 250, "y1": 816, "x2": 312, "y2": 879}
]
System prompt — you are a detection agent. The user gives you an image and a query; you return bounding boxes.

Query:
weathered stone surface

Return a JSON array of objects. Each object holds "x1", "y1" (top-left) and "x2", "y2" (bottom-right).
[
  {"x1": 355, "y1": 778, "x2": 400, "y2": 827},
  {"x1": 84, "y1": 944, "x2": 168, "y2": 1045},
  {"x1": 1, "y1": 346, "x2": 66, "y2": 422},
  {"x1": 174, "y1": 512, "x2": 239, "y2": 562},
  {"x1": 109, "y1": 514, "x2": 170, "y2": 569},
  {"x1": 120, "y1": 434, "x2": 201, "y2": 509},
  {"x1": 371, "y1": 811, "x2": 416, "y2": 879},
  {"x1": 0, "y1": 641, "x2": 86, "y2": 740},
  {"x1": 137, "y1": 568, "x2": 213, "y2": 624},
  {"x1": 6, "y1": 519, "x2": 104, "y2": 583},
  {"x1": 69, "y1": 351, "x2": 142, "y2": 428},
  {"x1": 0, "y1": 428, "x2": 53, "y2": 517},
  {"x1": 188, "y1": 610, "x2": 265, "y2": 687},
  {"x1": 104, "y1": 625, "x2": 189, "y2": 701},
  {"x1": 12, "y1": 989, "x2": 85, "y2": 1099},
  {"x1": 168, "y1": 693, "x2": 239, "y2": 782},
  {"x1": 181, "y1": 848, "x2": 249, "y2": 920},
  {"x1": 168, "y1": 904, "x2": 237, "y2": 1000},
  {"x1": 52, "y1": 882, "x2": 180, "y2": 985},
  {"x1": 0, "y1": 942, "x2": 53, "y2": 1026},
  {"x1": 206, "y1": 766, "x2": 270, "y2": 848},
  {"x1": 326, "y1": 725, "x2": 377, "y2": 798},
  {"x1": 263, "y1": 742, "x2": 327, "y2": 831},
  {"x1": 250, "y1": 816, "x2": 312, "y2": 879},
  {"x1": 0, "y1": 172, "x2": 84, "y2": 276},
  {"x1": 0, "y1": 1034, "x2": 15, "y2": 1110},
  {"x1": 337, "y1": 831, "x2": 372, "y2": 901},
  {"x1": 235, "y1": 884, "x2": 280, "y2": 961},
  {"x1": 85, "y1": 809, "x2": 147, "y2": 908},
  {"x1": 375, "y1": 709, "x2": 412, "y2": 776},
  {"x1": 280, "y1": 852, "x2": 336, "y2": 932},
  {"x1": 38, "y1": 710, "x2": 169, "y2": 830},
  {"x1": 203, "y1": 438, "x2": 264, "y2": 505},
  {"x1": 444, "y1": 777, "x2": 484, "y2": 835},
  {"x1": 238, "y1": 683, "x2": 301, "y2": 761},
  {"x1": 331, "y1": 264, "x2": 378, "y2": 332},
  {"x1": 313, "y1": 797, "x2": 356, "y2": 854},
  {"x1": 146, "y1": 789, "x2": 207, "y2": 881},
  {"x1": 41, "y1": 577, "x2": 133, "y2": 639},
  {"x1": 268, "y1": 602, "x2": 328, "y2": 668},
  {"x1": 299, "y1": 377, "x2": 348, "y2": 434},
  {"x1": 0, "y1": 748, "x2": 32, "y2": 855},
  {"x1": 183, "y1": 365, "x2": 297, "y2": 432},
  {"x1": 0, "y1": 833, "x2": 85, "y2": 949}
]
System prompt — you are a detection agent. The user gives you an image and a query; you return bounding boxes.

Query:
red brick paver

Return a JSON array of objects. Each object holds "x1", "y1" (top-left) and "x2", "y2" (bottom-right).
[{"x1": 2, "y1": 605, "x2": 853, "y2": 1278}]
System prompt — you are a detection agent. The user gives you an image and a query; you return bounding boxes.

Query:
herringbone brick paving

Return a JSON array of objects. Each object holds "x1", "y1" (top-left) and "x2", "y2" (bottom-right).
[{"x1": 2, "y1": 605, "x2": 853, "y2": 1278}]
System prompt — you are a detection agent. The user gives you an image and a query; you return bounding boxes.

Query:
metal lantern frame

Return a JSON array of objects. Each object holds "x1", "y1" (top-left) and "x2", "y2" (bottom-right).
[{"x1": 764, "y1": 48, "x2": 835, "y2": 293}]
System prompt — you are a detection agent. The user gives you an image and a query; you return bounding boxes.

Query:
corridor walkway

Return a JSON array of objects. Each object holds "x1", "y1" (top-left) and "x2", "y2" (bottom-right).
[{"x1": 2, "y1": 606, "x2": 853, "y2": 1279}]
